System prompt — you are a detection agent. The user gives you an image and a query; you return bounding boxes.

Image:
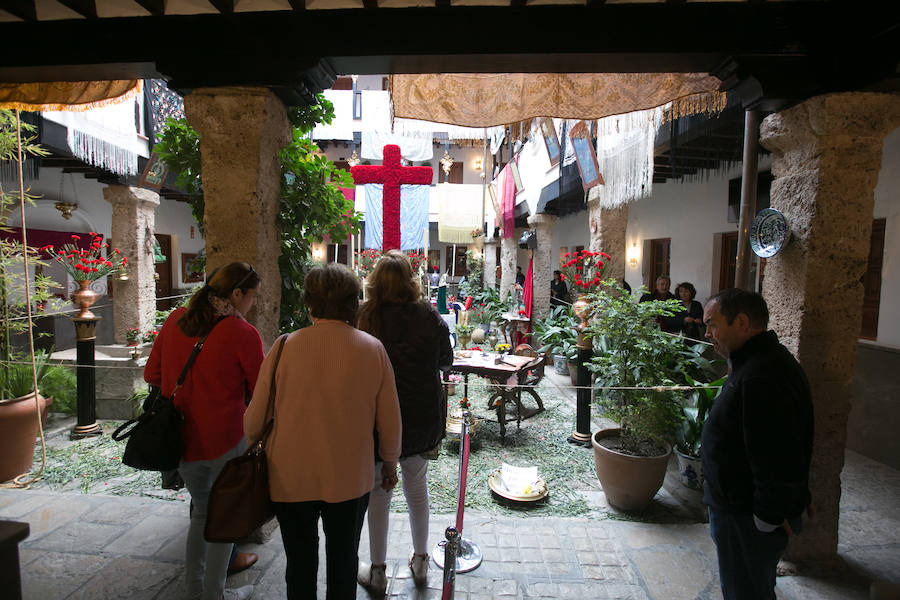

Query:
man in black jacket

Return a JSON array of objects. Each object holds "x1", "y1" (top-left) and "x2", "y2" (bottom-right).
[{"x1": 701, "y1": 289, "x2": 813, "y2": 600}]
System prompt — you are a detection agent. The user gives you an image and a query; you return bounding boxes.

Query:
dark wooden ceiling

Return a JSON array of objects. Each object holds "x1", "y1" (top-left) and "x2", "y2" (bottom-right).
[{"x1": 0, "y1": 2, "x2": 897, "y2": 110}]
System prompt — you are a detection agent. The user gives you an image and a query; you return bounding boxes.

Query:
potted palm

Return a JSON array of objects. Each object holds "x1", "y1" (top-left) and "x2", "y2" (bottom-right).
[{"x1": 584, "y1": 280, "x2": 714, "y2": 510}]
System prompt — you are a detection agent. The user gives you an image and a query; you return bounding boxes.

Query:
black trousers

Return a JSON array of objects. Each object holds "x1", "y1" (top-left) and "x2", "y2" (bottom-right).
[
  {"x1": 273, "y1": 494, "x2": 369, "y2": 600},
  {"x1": 709, "y1": 507, "x2": 790, "y2": 600}
]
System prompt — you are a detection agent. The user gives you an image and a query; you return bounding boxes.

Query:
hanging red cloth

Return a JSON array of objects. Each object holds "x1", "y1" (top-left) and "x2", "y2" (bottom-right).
[
  {"x1": 501, "y1": 161, "x2": 517, "y2": 239},
  {"x1": 0, "y1": 227, "x2": 97, "y2": 258},
  {"x1": 516, "y1": 257, "x2": 534, "y2": 347}
]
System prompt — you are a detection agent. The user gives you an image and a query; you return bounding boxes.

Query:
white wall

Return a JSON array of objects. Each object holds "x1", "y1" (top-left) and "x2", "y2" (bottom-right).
[
  {"x1": 873, "y1": 126, "x2": 900, "y2": 348},
  {"x1": 154, "y1": 196, "x2": 204, "y2": 288}
]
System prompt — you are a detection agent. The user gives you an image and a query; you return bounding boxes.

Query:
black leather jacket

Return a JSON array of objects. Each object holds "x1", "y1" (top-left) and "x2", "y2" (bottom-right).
[{"x1": 376, "y1": 302, "x2": 452, "y2": 457}]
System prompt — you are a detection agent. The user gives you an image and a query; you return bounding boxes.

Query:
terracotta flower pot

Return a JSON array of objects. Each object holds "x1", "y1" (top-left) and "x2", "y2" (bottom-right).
[
  {"x1": 591, "y1": 428, "x2": 671, "y2": 511},
  {"x1": 71, "y1": 279, "x2": 99, "y2": 319},
  {"x1": 0, "y1": 392, "x2": 52, "y2": 483}
]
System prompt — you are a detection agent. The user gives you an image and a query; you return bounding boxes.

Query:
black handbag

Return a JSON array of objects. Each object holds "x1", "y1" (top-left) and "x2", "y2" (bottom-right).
[
  {"x1": 112, "y1": 318, "x2": 224, "y2": 471},
  {"x1": 204, "y1": 335, "x2": 287, "y2": 543}
]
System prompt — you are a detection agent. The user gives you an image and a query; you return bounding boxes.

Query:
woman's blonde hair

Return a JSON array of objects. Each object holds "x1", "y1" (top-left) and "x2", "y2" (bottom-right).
[{"x1": 357, "y1": 250, "x2": 423, "y2": 337}]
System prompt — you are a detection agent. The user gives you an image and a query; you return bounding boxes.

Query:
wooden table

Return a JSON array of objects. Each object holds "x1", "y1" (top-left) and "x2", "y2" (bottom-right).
[
  {"x1": 499, "y1": 312, "x2": 530, "y2": 345},
  {"x1": 450, "y1": 352, "x2": 543, "y2": 441}
]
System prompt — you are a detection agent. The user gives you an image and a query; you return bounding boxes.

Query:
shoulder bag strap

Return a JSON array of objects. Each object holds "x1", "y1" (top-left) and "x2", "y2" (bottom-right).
[
  {"x1": 255, "y1": 334, "x2": 288, "y2": 449},
  {"x1": 171, "y1": 316, "x2": 227, "y2": 400}
]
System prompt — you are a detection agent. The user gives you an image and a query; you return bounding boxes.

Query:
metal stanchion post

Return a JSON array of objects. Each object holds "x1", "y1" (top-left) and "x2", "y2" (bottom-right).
[
  {"x1": 70, "y1": 315, "x2": 102, "y2": 439},
  {"x1": 441, "y1": 526, "x2": 459, "y2": 600},
  {"x1": 434, "y1": 412, "x2": 482, "y2": 581}
]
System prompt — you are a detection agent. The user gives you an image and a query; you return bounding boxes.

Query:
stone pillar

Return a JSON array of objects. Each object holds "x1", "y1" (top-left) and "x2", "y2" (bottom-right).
[
  {"x1": 500, "y1": 231, "x2": 519, "y2": 306},
  {"x1": 587, "y1": 194, "x2": 628, "y2": 284},
  {"x1": 528, "y1": 213, "x2": 558, "y2": 319},
  {"x1": 759, "y1": 92, "x2": 900, "y2": 560},
  {"x1": 185, "y1": 87, "x2": 292, "y2": 346},
  {"x1": 104, "y1": 185, "x2": 160, "y2": 344},
  {"x1": 484, "y1": 240, "x2": 498, "y2": 288}
]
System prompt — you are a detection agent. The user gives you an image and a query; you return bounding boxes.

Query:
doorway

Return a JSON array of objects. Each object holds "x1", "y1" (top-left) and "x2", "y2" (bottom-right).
[{"x1": 154, "y1": 233, "x2": 173, "y2": 311}]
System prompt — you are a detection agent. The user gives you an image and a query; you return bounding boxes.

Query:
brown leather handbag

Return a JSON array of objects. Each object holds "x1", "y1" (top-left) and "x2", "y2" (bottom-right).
[{"x1": 204, "y1": 335, "x2": 286, "y2": 543}]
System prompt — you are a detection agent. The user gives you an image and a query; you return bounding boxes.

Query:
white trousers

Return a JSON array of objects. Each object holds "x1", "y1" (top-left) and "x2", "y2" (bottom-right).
[{"x1": 367, "y1": 455, "x2": 430, "y2": 564}]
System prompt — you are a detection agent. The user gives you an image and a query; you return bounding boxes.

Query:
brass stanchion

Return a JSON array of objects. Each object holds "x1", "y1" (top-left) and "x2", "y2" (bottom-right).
[{"x1": 567, "y1": 297, "x2": 593, "y2": 447}]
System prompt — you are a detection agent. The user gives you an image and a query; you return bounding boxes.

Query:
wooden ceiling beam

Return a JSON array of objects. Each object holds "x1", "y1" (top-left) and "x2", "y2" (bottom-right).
[
  {"x1": 287, "y1": 0, "x2": 305, "y2": 9},
  {"x1": 56, "y1": 0, "x2": 97, "y2": 19},
  {"x1": 208, "y1": 0, "x2": 234, "y2": 14},
  {"x1": 2, "y1": 1, "x2": 37, "y2": 21},
  {"x1": 362, "y1": 0, "x2": 378, "y2": 8},
  {"x1": 133, "y1": 0, "x2": 164, "y2": 16}
]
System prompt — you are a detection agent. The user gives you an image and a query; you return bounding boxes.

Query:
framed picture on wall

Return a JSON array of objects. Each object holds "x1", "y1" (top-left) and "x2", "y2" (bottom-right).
[
  {"x1": 540, "y1": 118, "x2": 561, "y2": 167},
  {"x1": 569, "y1": 120, "x2": 603, "y2": 191},
  {"x1": 181, "y1": 253, "x2": 204, "y2": 283}
]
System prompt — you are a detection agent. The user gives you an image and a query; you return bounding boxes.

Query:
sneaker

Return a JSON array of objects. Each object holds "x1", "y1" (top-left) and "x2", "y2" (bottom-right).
[
  {"x1": 222, "y1": 585, "x2": 253, "y2": 600},
  {"x1": 409, "y1": 553, "x2": 429, "y2": 586},
  {"x1": 357, "y1": 562, "x2": 387, "y2": 595}
]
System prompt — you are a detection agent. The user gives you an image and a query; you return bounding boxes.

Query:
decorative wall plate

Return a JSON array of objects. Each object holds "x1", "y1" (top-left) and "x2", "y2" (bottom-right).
[{"x1": 749, "y1": 208, "x2": 790, "y2": 258}]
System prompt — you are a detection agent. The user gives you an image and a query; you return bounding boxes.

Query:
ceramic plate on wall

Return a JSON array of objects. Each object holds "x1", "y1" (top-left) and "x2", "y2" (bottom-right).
[{"x1": 749, "y1": 208, "x2": 790, "y2": 258}]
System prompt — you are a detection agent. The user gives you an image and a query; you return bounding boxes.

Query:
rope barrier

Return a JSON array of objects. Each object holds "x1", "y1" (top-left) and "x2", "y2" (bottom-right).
[{"x1": 4, "y1": 291, "x2": 194, "y2": 322}]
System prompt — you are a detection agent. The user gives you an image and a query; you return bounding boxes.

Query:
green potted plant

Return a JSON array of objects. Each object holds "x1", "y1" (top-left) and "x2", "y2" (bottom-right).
[
  {"x1": 583, "y1": 280, "x2": 715, "y2": 510},
  {"x1": 534, "y1": 304, "x2": 578, "y2": 375},
  {"x1": 675, "y1": 373, "x2": 727, "y2": 490},
  {"x1": 125, "y1": 327, "x2": 142, "y2": 346}
]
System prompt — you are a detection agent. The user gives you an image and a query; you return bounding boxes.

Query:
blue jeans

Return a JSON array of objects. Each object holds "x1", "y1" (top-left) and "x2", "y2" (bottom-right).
[
  {"x1": 178, "y1": 439, "x2": 246, "y2": 600},
  {"x1": 274, "y1": 494, "x2": 369, "y2": 600},
  {"x1": 708, "y1": 507, "x2": 790, "y2": 600}
]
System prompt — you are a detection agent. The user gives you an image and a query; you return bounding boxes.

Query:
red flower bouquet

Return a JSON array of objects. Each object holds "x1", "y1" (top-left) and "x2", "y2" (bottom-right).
[
  {"x1": 42, "y1": 233, "x2": 127, "y2": 282},
  {"x1": 560, "y1": 249, "x2": 611, "y2": 295}
]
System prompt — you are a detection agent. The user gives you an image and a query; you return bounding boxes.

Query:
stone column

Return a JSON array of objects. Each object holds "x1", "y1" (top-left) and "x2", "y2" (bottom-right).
[
  {"x1": 759, "y1": 92, "x2": 900, "y2": 561},
  {"x1": 500, "y1": 231, "x2": 519, "y2": 306},
  {"x1": 587, "y1": 193, "x2": 628, "y2": 284},
  {"x1": 528, "y1": 213, "x2": 558, "y2": 319},
  {"x1": 185, "y1": 87, "x2": 292, "y2": 346},
  {"x1": 484, "y1": 240, "x2": 498, "y2": 288},
  {"x1": 104, "y1": 185, "x2": 160, "y2": 344}
]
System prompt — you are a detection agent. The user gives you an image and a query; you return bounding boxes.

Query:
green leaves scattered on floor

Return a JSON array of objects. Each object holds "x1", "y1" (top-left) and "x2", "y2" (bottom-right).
[
  {"x1": 390, "y1": 378, "x2": 600, "y2": 518},
  {"x1": 34, "y1": 425, "x2": 165, "y2": 496}
]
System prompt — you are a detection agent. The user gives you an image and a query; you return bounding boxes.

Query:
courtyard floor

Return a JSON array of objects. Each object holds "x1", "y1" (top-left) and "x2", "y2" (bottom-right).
[{"x1": 1, "y1": 372, "x2": 897, "y2": 600}]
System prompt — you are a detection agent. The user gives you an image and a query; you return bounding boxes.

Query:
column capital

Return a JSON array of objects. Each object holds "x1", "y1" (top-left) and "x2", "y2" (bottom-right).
[
  {"x1": 102, "y1": 184, "x2": 160, "y2": 210},
  {"x1": 527, "y1": 212, "x2": 558, "y2": 229},
  {"x1": 185, "y1": 86, "x2": 292, "y2": 148}
]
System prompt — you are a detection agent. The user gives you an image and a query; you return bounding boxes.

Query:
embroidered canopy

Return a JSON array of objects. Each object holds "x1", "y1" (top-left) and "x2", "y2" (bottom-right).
[
  {"x1": 0, "y1": 81, "x2": 141, "y2": 112},
  {"x1": 390, "y1": 73, "x2": 726, "y2": 129}
]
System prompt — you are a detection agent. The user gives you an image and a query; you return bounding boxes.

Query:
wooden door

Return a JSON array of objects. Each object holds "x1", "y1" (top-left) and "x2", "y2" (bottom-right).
[
  {"x1": 719, "y1": 232, "x2": 738, "y2": 291},
  {"x1": 438, "y1": 162, "x2": 463, "y2": 184},
  {"x1": 649, "y1": 238, "x2": 671, "y2": 288},
  {"x1": 154, "y1": 233, "x2": 173, "y2": 311},
  {"x1": 860, "y1": 218, "x2": 886, "y2": 340}
]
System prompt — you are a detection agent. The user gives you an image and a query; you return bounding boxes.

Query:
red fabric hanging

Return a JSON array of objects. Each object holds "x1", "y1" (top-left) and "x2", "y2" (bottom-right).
[
  {"x1": 501, "y1": 161, "x2": 517, "y2": 239},
  {"x1": 0, "y1": 227, "x2": 97, "y2": 258},
  {"x1": 516, "y1": 256, "x2": 534, "y2": 347}
]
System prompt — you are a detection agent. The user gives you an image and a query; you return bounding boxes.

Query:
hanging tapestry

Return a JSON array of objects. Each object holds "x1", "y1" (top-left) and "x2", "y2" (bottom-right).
[
  {"x1": 589, "y1": 106, "x2": 664, "y2": 209},
  {"x1": 436, "y1": 183, "x2": 485, "y2": 244},
  {"x1": 361, "y1": 131, "x2": 433, "y2": 162},
  {"x1": 150, "y1": 79, "x2": 185, "y2": 137},
  {"x1": 390, "y1": 73, "x2": 725, "y2": 128},
  {"x1": 363, "y1": 184, "x2": 429, "y2": 250},
  {"x1": 44, "y1": 95, "x2": 141, "y2": 176},
  {"x1": 0, "y1": 80, "x2": 141, "y2": 112}
]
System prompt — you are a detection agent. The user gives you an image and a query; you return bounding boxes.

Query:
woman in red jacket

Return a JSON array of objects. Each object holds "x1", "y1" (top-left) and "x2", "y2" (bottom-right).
[{"x1": 145, "y1": 262, "x2": 264, "y2": 600}]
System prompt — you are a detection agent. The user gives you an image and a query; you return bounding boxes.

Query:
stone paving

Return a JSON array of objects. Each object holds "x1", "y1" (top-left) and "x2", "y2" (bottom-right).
[{"x1": 1, "y1": 372, "x2": 897, "y2": 599}]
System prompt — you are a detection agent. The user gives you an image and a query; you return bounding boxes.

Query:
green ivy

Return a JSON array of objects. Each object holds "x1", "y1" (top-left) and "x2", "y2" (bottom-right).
[{"x1": 154, "y1": 95, "x2": 362, "y2": 332}]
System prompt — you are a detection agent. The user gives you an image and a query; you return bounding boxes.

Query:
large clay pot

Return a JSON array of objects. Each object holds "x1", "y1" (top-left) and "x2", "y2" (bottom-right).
[
  {"x1": 0, "y1": 392, "x2": 52, "y2": 483},
  {"x1": 592, "y1": 428, "x2": 671, "y2": 511},
  {"x1": 71, "y1": 279, "x2": 99, "y2": 319}
]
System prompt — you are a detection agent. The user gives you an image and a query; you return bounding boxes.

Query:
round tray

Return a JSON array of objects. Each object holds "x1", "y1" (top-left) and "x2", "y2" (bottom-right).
[
  {"x1": 749, "y1": 208, "x2": 790, "y2": 258},
  {"x1": 488, "y1": 470, "x2": 549, "y2": 502}
]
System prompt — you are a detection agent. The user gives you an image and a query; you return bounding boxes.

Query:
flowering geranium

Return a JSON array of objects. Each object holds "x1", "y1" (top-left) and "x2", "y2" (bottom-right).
[
  {"x1": 354, "y1": 248, "x2": 427, "y2": 279},
  {"x1": 41, "y1": 233, "x2": 127, "y2": 282},
  {"x1": 560, "y1": 249, "x2": 610, "y2": 295},
  {"x1": 143, "y1": 330, "x2": 159, "y2": 344},
  {"x1": 125, "y1": 327, "x2": 142, "y2": 343}
]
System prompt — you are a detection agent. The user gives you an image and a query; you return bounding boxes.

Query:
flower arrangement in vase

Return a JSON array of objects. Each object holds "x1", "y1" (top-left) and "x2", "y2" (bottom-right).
[
  {"x1": 125, "y1": 327, "x2": 142, "y2": 346},
  {"x1": 560, "y1": 249, "x2": 610, "y2": 296},
  {"x1": 41, "y1": 233, "x2": 128, "y2": 319}
]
